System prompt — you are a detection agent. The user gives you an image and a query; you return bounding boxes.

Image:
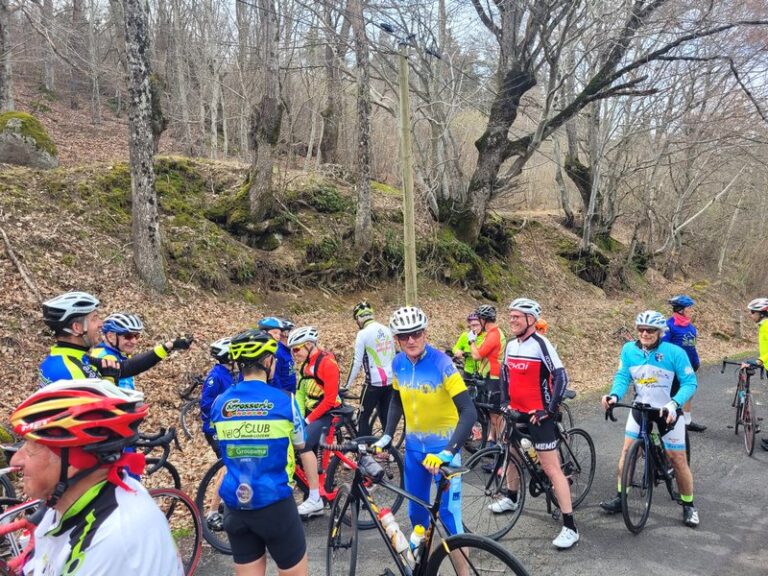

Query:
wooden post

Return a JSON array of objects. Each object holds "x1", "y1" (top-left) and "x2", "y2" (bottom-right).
[{"x1": 399, "y1": 43, "x2": 418, "y2": 306}]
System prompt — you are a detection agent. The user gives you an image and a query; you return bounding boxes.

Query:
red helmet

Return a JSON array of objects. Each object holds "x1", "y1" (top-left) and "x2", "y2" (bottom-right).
[{"x1": 11, "y1": 380, "x2": 147, "y2": 450}]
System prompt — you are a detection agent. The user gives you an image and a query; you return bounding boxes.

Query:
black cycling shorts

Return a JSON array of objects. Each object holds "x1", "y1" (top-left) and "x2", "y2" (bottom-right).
[
  {"x1": 297, "y1": 414, "x2": 332, "y2": 454},
  {"x1": 223, "y1": 496, "x2": 307, "y2": 567},
  {"x1": 204, "y1": 433, "x2": 221, "y2": 458},
  {"x1": 520, "y1": 415, "x2": 559, "y2": 452},
  {"x1": 483, "y1": 378, "x2": 503, "y2": 409}
]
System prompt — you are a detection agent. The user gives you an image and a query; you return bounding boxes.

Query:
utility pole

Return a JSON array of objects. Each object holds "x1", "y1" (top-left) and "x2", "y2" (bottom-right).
[{"x1": 398, "y1": 41, "x2": 418, "y2": 306}]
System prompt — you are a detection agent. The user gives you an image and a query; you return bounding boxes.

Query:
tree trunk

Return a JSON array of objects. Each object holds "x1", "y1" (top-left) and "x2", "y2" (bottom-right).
[
  {"x1": 248, "y1": 0, "x2": 282, "y2": 219},
  {"x1": 552, "y1": 133, "x2": 575, "y2": 228},
  {"x1": 88, "y1": 0, "x2": 101, "y2": 125},
  {"x1": 318, "y1": 4, "x2": 346, "y2": 166},
  {"x1": 210, "y1": 72, "x2": 219, "y2": 159},
  {"x1": 0, "y1": 0, "x2": 14, "y2": 112},
  {"x1": 69, "y1": 0, "x2": 87, "y2": 109},
  {"x1": 349, "y1": 0, "x2": 371, "y2": 252},
  {"x1": 41, "y1": 0, "x2": 55, "y2": 93},
  {"x1": 123, "y1": 0, "x2": 166, "y2": 291},
  {"x1": 171, "y1": 0, "x2": 192, "y2": 154},
  {"x1": 453, "y1": 66, "x2": 536, "y2": 242}
]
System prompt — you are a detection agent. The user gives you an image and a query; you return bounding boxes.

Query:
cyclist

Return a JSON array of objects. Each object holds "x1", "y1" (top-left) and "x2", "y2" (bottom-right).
[
  {"x1": 375, "y1": 306, "x2": 476, "y2": 538},
  {"x1": 10, "y1": 379, "x2": 183, "y2": 575},
  {"x1": 288, "y1": 326, "x2": 341, "y2": 518},
  {"x1": 498, "y1": 297, "x2": 577, "y2": 549},
  {"x1": 39, "y1": 291, "x2": 193, "y2": 387},
  {"x1": 600, "y1": 310, "x2": 699, "y2": 528},
  {"x1": 200, "y1": 336, "x2": 236, "y2": 458},
  {"x1": 210, "y1": 330, "x2": 308, "y2": 576},
  {"x1": 451, "y1": 312, "x2": 484, "y2": 377},
  {"x1": 258, "y1": 317, "x2": 297, "y2": 394},
  {"x1": 745, "y1": 298, "x2": 768, "y2": 450},
  {"x1": 469, "y1": 304, "x2": 506, "y2": 446},
  {"x1": 344, "y1": 301, "x2": 396, "y2": 437},
  {"x1": 535, "y1": 318, "x2": 549, "y2": 335},
  {"x1": 662, "y1": 295, "x2": 704, "y2": 432}
]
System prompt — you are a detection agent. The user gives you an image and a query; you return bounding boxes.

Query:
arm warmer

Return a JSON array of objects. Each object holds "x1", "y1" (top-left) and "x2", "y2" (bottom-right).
[
  {"x1": 545, "y1": 367, "x2": 568, "y2": 414},
  {"x1": 445, "y1": 391, "x2": 477, "y2": 454},
  {"x1": 383, "y1": 393, "x2": 403, "y2": 439}
]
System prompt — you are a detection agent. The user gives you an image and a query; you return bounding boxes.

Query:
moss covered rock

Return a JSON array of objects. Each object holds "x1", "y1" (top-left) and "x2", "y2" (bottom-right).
[{"x1": 0, "y1": 112, "x2": 58, "y2": 169}]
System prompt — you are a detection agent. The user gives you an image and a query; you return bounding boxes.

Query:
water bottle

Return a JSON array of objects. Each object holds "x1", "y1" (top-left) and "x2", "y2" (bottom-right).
[
  {"x1": 520, "y1": 438, "x2": 540, "y2": 467},
  {"x1": 409, "y1": 525, "x2": 426, "y2": 563},
  {"x1": 379, "y1": 508, "x2": 414, "y2": 564}
]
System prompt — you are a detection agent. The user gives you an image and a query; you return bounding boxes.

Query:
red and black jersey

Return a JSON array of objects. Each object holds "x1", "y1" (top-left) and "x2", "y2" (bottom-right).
[{"x1": 503, "y1": 333, "x2": 567, "y2": 413}]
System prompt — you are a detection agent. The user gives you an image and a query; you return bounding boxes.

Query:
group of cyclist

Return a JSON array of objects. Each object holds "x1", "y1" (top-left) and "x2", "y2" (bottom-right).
[{"x1": 7, "y1": 287, "x2": 768, "y2": 574}]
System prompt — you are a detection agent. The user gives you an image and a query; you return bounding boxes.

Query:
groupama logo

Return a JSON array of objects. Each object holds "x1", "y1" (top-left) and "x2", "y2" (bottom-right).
[{"x1": 223, "y1": 399, "x2": 274, "y2": 417}]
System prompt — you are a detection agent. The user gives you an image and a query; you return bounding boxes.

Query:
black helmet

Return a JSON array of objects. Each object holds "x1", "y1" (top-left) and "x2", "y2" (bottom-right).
[
  {"x1": 353, "y1": 301, "x2": 374, "y2": 320},
  {"x1": 475, "y1": 304, "x2": 497, "y2": 322}
]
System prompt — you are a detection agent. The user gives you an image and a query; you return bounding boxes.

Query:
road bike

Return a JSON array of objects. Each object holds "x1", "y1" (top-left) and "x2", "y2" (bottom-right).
[
  {"x1": 195, "y1": 404, "x2": 404, "y2": 554},
  {"x1": 461, "y1": 408, "x2": 595, "y2": 540},
  {"x1": 179, "y1": 374, "x2": 204, "y2": 439},
  {"x1": 606, "y1": 402, "x2": 684, "y2": 534},
  {"x1": 722, "y1": 359, "x2": 763, "y2": 456},
  {"x1": 136, "y1": 426, "x2": 184, "y2": 490},
  {"x1": 326, "y1": 439, "x2": 531, "y2": 576},
  {"x1": 340, "y1": 388, "x2": 405, "y2": 450}
]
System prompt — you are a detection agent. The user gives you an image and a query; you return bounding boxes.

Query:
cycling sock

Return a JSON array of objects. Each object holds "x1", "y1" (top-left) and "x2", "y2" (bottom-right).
[
  {"x1": 684, "y1": 412, "x2": 692, "y2": 425},
  {"x1": 680, "y1": 494, "x2": 693, "y2": 505},
  {"x1": 563, "y1": 513, "x2": 576, "y2": 531},
  {"x1": 504, "y1": 489, "x2": 518, "y2": 501},
  {"x1": 309, "y1": 489, "x2": 321, "y2": 502},
  {"x1": 617, "y1": 481, "x2": 622, "y2": 493}
]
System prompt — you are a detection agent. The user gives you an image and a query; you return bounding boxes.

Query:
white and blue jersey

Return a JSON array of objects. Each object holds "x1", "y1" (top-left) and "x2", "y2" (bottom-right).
[
  {"x1": 609, "y1": 340, "x2": 697, "y2": 408},
  {"x1": 91, "y1": 342, "x2": 134, "y2": 390},
  {"x1": 211, "y1": 379, "x2": 305, "y2": 510}
]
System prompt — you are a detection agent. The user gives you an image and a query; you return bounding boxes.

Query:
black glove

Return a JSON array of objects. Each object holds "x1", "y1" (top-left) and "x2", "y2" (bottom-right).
[{"x1": 172, "y1": 336, "x2": 194, "y2": 351}]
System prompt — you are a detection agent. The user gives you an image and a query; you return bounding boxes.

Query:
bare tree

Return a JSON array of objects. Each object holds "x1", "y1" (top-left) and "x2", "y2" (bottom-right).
[{"x1": 0, "y1": 0, "x2": 15, "y2": 111}]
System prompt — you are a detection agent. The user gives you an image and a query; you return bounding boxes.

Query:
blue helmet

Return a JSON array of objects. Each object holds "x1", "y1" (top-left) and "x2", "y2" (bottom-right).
[
  {"x1": 257, "y1": 316, "x2": 283, "y2": 331},
  {"x1": 102, "y1": 313, "x2": 144, "y2": 335},
  {"x1": 635, "y1": 310, "x2": 667, "y2": 332},
  {"x1": 668, "y1": 295, "x2": 695, "y2": 309}
]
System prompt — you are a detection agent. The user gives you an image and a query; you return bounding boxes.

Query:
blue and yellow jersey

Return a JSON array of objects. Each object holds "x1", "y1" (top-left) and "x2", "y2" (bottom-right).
[
  {"x1": 392, "y1": 344, "x2": 467, "y2": 453},
  {"x1": 39, "y1": 343, "x2": 102, "y2": 387},
  {"x1": 211, "y1": 378, "x2": 305, "y2": 510},
  {"x1": 91, "y1": 342, "x2": 135, "y2": 390}
]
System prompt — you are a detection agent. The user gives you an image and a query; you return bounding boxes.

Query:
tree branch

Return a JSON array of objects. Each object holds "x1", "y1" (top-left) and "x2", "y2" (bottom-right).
[{"x1": 469, "y1": 0, "x2": 501, "y2": 39}]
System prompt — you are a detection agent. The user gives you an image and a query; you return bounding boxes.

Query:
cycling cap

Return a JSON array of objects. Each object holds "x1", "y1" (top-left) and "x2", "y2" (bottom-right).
[
  {"x1": 668, "y1": 295, "x2": 695, "y2": 309},
  {"x1": 257, "y1": 316, "x2": 283, "y2": 331},
  {"x1": 508, "y1": 298, "x2": 542, "y2": 320},
  {"x1": 389, "y1": 307, "x2": 428, "y2": 335},
  {"x1": 353, "y1": 301, "x2": 374, "y2": 320},
  {"x1": 102, "y1": 313, "x2": 144, "y2": 335},
  {"x1": 11, "y1": 379, "x2": 147, "y2": 449},
  {"x1": 475, "y1": 305, "x2": 497, "y2": 322},
  {"x1": 635, "y1": 310, "x2": 667, "y2": 331},
  {"x1": 210, "y1": 337, "x2": 232, "y2": 362},
  {"x1": 229, "y1": 330, "x2": 278, "y2": 361},
  {"x1": 42, "y1": 291, "x2": 100, "y2": 331},
  {"x1": 287, "y1": 326, "x2": 319, "y2": 347},
  {"x1": 747, "y1": 298, "x2": 768, "y2": 312}
]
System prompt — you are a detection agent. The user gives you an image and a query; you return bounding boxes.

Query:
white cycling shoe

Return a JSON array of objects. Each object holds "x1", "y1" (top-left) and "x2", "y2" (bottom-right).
[
  {"x1": 487, "y1": 496, "x2": 518, "y2": 513},
  {"x1": 552, "y1": 526, "x2": 579, "y2": 549},
  {"x1": 297, "y1": 497, "x2": 324, "y2": 517}
]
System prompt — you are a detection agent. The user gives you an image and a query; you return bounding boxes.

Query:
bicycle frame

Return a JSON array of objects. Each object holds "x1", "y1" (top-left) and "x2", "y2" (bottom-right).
[{"x1": 0, "y1": 499, "x2": 43, "y2": 573}]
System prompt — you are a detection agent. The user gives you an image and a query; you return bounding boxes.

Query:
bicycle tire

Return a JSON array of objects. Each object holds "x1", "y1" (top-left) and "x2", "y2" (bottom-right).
[
  {"x1": 194, "y1": 459, "x2": 232, "y2": 554},
  {"x1": 558, "y1": 428, "x2": 595, "y2": 509},
  {"x1": 0, "y1": 477, "x2": 15, "y2": 501},
  {"x1": 180, "y1": 400, "x2": 201, "y2": 440},
  {"x1": 559, "y1": 402, "x2": 574, "y2": 430},
  {"x1": 743, "y1": 393, "x2": 756, "y2": 456},
  {"x1": 734, "y1": 384, "x2": 744, "y2": 435},
  {"x1": 685, "y1": 427, "x2": 691, "y2": 466},
  {"x1": 621, "y1": 439, "x2": 653, "y2": 534},
  {"x1": 370, "y1": 408, "x2": 405, "y2": 450},
  {"x1": 464, "y1": 407, "x2": 489, "y2": 455},
  {"x1": 324, "y1": 435, "x2": 404, "y2": 530},
  {"x1": 149, "y1": 488, "x2": 202, "y2": 576},
  {"x1": 143, "y1": 458, "x2": 182, "y2": 491},
  {"x1": 326, "y1": 483, "x2": 358, "y2": 576},
  {"x1": 462, "y1": 446, "x2": 525, "y2": 541},
  {"x1": 424, "y1": 532, "x2": 531, "y2": 576}
]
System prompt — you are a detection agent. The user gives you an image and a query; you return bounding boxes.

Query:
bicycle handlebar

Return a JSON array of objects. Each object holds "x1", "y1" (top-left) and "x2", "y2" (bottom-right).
[
  {"x1": 721, "y1": 359, "x2": 764, "y2": 379},
  {"x1": 134, "y1": 427, "x2": 181, "y2": 473},
  {"x1": 605, "y1": 402, "x2": 666, "y2": 422}
]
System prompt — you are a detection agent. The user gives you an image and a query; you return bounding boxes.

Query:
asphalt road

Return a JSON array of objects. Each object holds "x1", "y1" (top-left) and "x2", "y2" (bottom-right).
[{"x1": 195, "y1": 364, "x2": 768, "y2": 576}]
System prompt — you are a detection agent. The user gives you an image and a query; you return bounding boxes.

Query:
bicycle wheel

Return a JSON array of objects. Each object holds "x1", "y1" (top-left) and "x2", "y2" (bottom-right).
[
  {"x1": 462, "y1": 446, "x2": 525, "y2": 541},
  {"x1": 743, "y1": 393, "x2": 757, "y2": 456},
  {"x1": 326, "y1": 483, "x2": 358, "y2": 576},
  {"x1": 149, "y1": 488, "x2": 202, "y2": 576},
  {"x1": 734, "y1": 389, "x2": 743, "y2": 435},
  {"x1": 371, "y1": 411, "x2": 405, "y2": 450},
  {"x1": 464, "y1": 407, "x2": 489, "y2": 454},
  {"x1": 194, "y1": 459, "x2": 231, "y2": 554},
  {"x1": 558, "y1": 428, "x2": 595, "y2": 508},
  {"x1": 143, "y1": 458, "x2": 182, "y2": 491},
  {"x1": 180, "y1": 400, "x2": 201, "y2": 440},
  {"x1": 324, "y1": 436, "x2": 404, "y2": 530},
  {"x1": 620, "y1": 439, "x2": 653, "y2": 534},
  {"x1": 558, "y1": 402, "x2": 574, "y2": 430},
  {"x1": 425, "y1": 532, "x2": 531, "y2": 576},
  {"x1": 0, "y1": 477, "x2": 15, "y2": 501}
]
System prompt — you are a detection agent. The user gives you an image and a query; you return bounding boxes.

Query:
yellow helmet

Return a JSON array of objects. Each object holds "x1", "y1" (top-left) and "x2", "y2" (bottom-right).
[{"x1": 229, "y1": 329, "x2": 278, "y2": 361}]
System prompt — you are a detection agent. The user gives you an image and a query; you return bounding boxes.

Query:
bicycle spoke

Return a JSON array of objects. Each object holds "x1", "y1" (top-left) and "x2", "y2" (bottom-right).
[{"x1": 150, "y1": 489, "x2": 202, "y2": 576}]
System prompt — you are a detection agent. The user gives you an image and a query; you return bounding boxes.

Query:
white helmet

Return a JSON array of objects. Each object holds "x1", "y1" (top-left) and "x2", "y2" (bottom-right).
[
  {"x1": 102, "y1": 312, "x2": 144, "y2": 335},
  {"x1": 747, "y1": 298, "x2": 768, "y2": 313},
  {"x1": 42, "y1": 291, "x2": 100, "y2": 331},
  {"x1": 210, "y1": 337, "x2": 232, "y2": 362},
  {"x1": 389, "y1": 307, "x2": 428, "y2": 335},
  {"x1": 287, "y1": 326, "x2": 319, "y2": 347},
  {"x1": 508, "y1": 298, "x2": 542, "y2": 320},
  {"x1": 635, "y1": 310, "x2": 667, "y2": 331}
]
